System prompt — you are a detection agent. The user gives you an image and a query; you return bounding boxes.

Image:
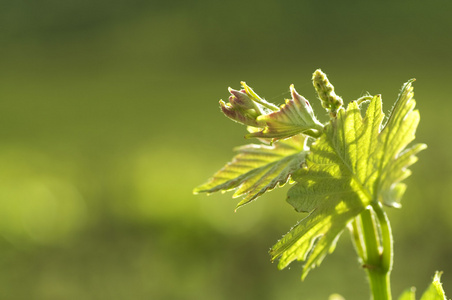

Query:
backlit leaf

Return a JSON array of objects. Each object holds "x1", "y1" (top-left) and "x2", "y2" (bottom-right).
[
  {"x1": 193, "y1": 135, "x2": 309, "y2": 209},
  {"x1": 398, "y1": 288, "x2": 416, "y2": 300},
  {"x1": 270, "y1": 80, "x2": 426, "y2": 279},
  {"x1": 247, "y1": 84, "x2": 324, "y2": 140},
  {"x1": 420, "y1": 271, "x2": 447, "y2": 300}
]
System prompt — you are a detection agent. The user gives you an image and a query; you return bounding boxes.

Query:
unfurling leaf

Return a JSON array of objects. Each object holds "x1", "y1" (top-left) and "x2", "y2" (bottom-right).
[
  {"x1": 219, "y1": 82, "x2": 278, "y2": 127},
  {"x1": 220, "y1": 82, "x2": 324, "y2": 141},
  {"x1": 193, "y1": 135, "x2": 309, "y2": 209},
  {"x1": 247, "y1": 84, "x2": 324, "y2": 140},
  {"x1": 270, "y1": 80, "x2": 426, "y2": 279},
  {"x1": 397, "y1": 271, "x2": 448, "y2": 300},
  {"x1": 420, "y1": 271, "x2": 447, "y2": 300},
  {"x1": 398, "y1": 287, "x2": 416, "y2": 300}
]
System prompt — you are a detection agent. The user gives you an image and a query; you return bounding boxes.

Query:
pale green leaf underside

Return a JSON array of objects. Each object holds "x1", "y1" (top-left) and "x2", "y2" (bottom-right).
[
  {"x1": 193, "y1": 135, "x2": 308, "y2": 208},
  {"x1": 271, "y1": 80, "x2": 426, "y2": 279}
]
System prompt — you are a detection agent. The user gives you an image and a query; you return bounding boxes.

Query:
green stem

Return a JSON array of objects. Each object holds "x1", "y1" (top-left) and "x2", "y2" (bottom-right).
[
  {"x1": 354, "y1": 205, "x2": 393, "y2": 300},
  {"x1": 372, "y1": 202, "x2": 393, "y2": 275},
  {"x1": 360, "y1": 209, "x2": 380, "y2": 265},
  {"x1": 366, "y1": 268, "x2": 391, "y2": 300},
  {"x1": 350, "y1": 219, "x2": 365, "y2": 263}
]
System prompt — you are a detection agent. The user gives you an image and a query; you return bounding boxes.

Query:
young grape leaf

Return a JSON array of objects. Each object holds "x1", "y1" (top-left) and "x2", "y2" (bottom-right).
[
  {"x1": 398, "y1": 287, "x2": 416, "y2": 300},
  {"x1": 397, "y1": 272, "x2": 447, "y2": 300},
  {"x1": 246, "y1": 84, "x2": 324, "y2": 140},
  {"x1": 220, "y1": 83, "x2": 278, "y2": 128},
  {"x1": 420, "y1": 271, "x2": 447, "y2": 300},
  {"x1": 270, "y1": 80, "x2": 426, "y2": 279},
  {"x1": 193, "y1": 134, "x2": 309, "y2": 209}
]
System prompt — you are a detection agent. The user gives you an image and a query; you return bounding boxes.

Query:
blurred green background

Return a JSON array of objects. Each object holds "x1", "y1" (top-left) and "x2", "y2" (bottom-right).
[{"x1": 1, "y1": 0, "x2": 451, "y2": 299}]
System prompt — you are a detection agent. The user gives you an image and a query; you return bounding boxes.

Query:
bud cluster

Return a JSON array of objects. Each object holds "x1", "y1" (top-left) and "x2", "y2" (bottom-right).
[{"x1": 312, "y1": 69, "x2": 343, "y2": 117}]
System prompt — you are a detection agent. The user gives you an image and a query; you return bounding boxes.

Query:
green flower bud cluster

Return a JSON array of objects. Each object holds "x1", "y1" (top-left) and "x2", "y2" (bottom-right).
[{"x1": 312, "y1": 69, "x2": 343, "y2": 117}]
